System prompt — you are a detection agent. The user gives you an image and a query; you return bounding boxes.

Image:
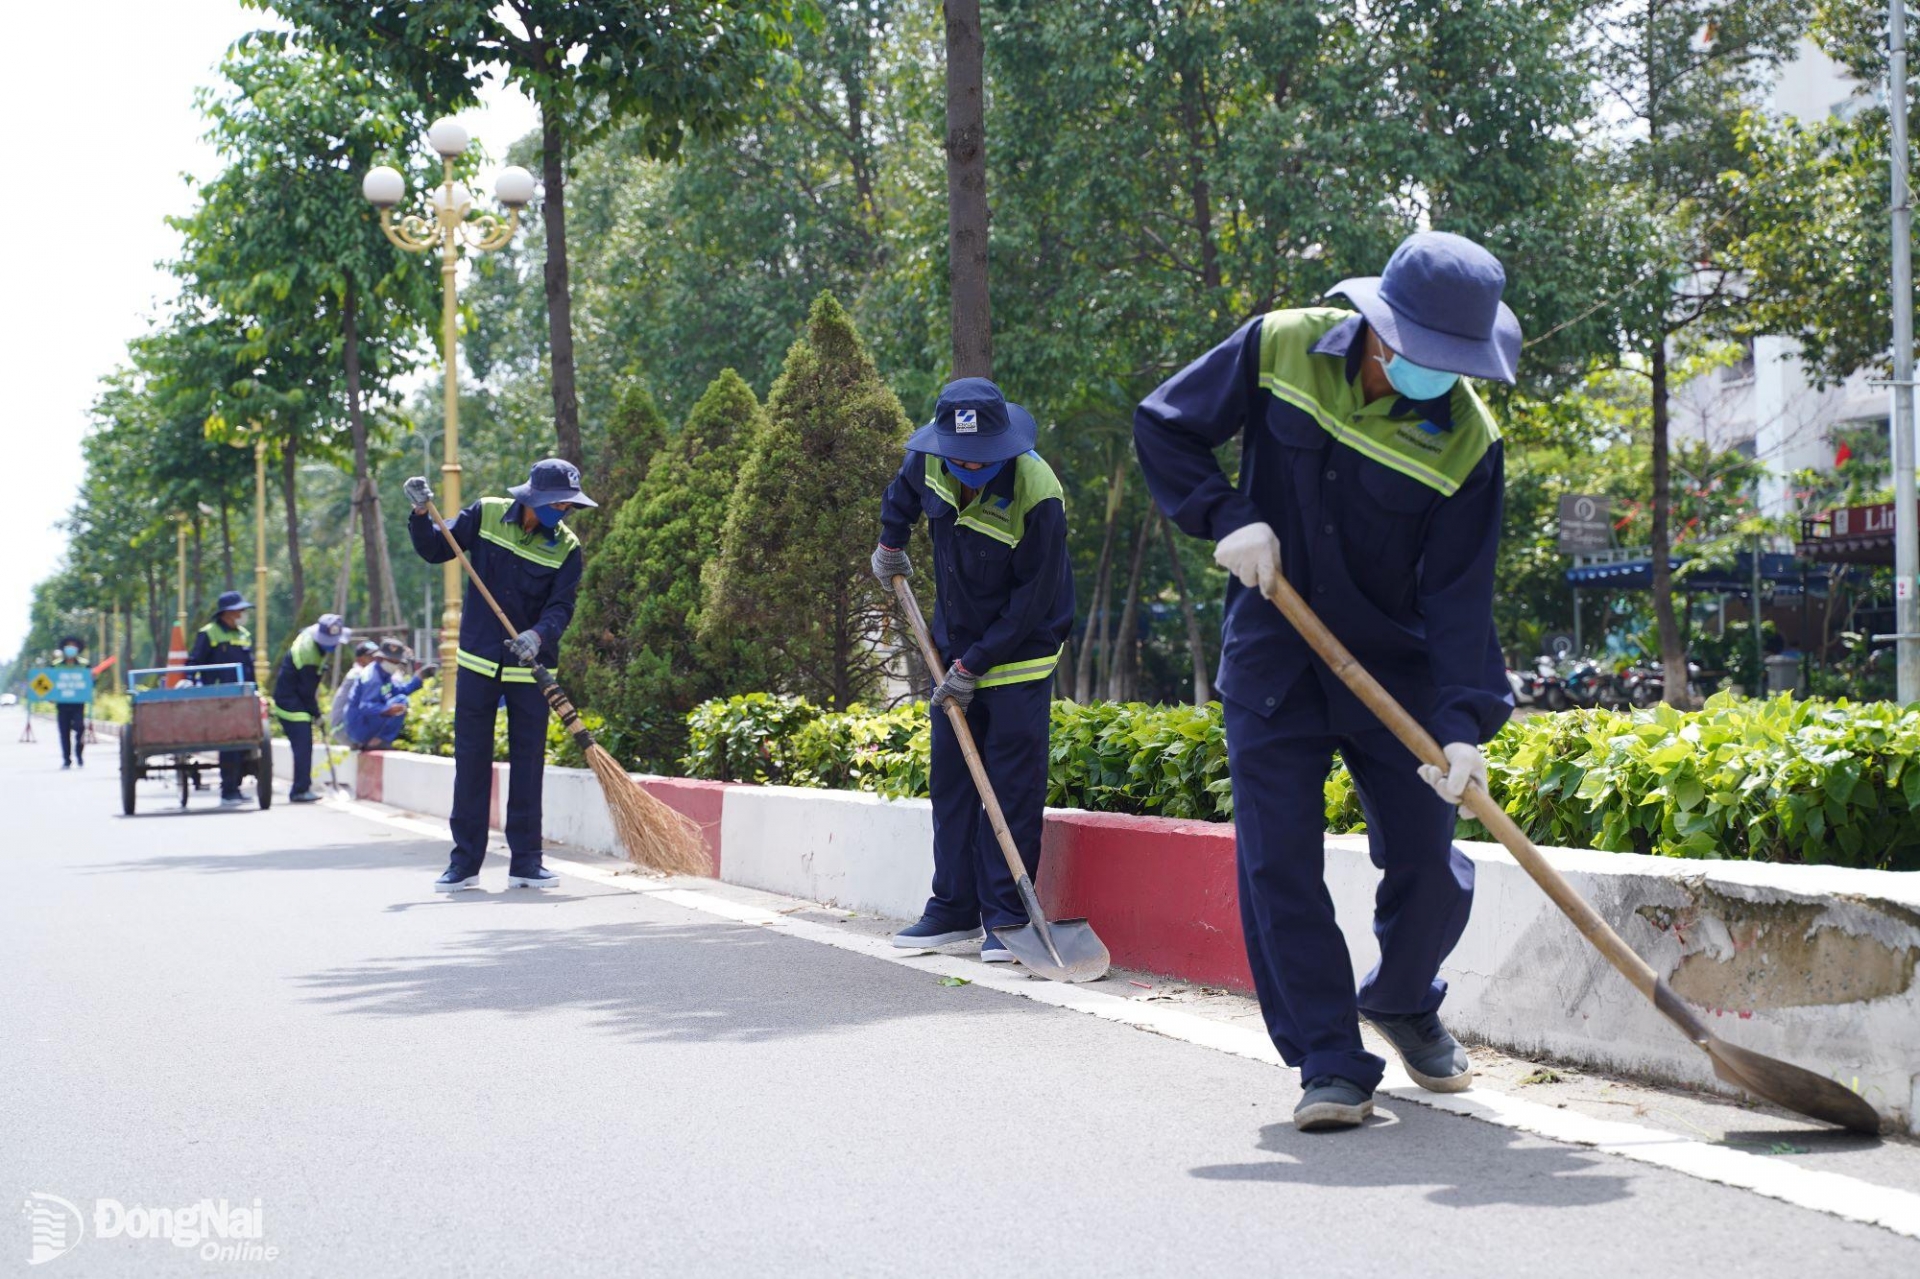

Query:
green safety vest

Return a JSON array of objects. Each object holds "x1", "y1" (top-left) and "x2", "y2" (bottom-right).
[{"x1": 453, "y1": 496, "x2": 580, "y2": 683}]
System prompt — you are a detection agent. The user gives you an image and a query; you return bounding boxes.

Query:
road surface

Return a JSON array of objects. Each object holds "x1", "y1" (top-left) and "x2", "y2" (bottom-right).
[{"x1": 4, "y1": 737, "x2": 1916, "y2": 1275}]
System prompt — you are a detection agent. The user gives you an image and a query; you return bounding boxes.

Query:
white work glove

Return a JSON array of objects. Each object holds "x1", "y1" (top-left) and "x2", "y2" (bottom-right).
[
  {"x1": 1418, "y1": 743, "x2": 1488, "y2": 815},
  {"x1": 1214, "y1": 521, "x2": 1283, "y2": 594},
  {"x1": 504, "y1": 628, "x2": 542, "y2": 665},
  {"x1": 404, "y1": 476, "x2": 434, "y2": 513}
]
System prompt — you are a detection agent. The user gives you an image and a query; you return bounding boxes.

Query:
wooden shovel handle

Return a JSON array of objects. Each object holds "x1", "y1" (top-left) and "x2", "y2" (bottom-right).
[
  {"x1": 890, "y1": 576, "x2": 1037, "y2": 887},
  {"x1": 1256, "y1": 574, "x2": 1700, "y2": 1033}
]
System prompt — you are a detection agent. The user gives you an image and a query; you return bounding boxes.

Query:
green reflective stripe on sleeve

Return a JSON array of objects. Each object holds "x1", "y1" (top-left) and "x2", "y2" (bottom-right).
[
  {"x1": 456, "y1": 648, "x2": 535, "y2": 683},
  {"x1": 975, "y1": 648, "x2": 1062, "y2": 688},
  {"x1": 272, "y1": 707, "x2": 312, "y2": 722},
  {"x1": 474, "y1": 496, "x2": 580, "y2": 568}
]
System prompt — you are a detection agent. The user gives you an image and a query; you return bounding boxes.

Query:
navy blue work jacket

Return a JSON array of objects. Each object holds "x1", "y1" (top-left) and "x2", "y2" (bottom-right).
[
  {"x1": 409, "y1": 498, "x2": 581, "y2": 671},
  {"x1": 879, "y1": 451, "x2": 1075, "y2": 680},
  {"x1": 1133, "y1": 310, "x2": 1510, "y2": 746}
]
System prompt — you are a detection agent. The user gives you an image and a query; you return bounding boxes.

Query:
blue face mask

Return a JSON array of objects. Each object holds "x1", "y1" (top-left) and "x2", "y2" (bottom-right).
[
  {"x1": 533, "y1": 504, "x2": 566, "y2": 530},
  {"x1": 1376, "y1": 352, "x2": 1460, "y2": 402},
  {"x1": 944, "y1": 457, "x2": 1006, "y2": 489},
  {"x1": 62, "y1": 645, "x2": 78, "y2": 658}
]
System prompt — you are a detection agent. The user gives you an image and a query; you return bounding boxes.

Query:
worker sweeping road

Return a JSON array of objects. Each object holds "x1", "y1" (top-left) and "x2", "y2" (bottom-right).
[
  {"x1": 405, "y1": 459, "x2": 591, "y2": 892},
  {"x1": 1134, "y1": 230, "x2": 1518, "y2": 1133},
  {"x1": 872, "y1": 378, "x2": 1074, "y2": 962},
  {"x1": 187, "y1": 590, "x2": 256, "y2": 805},
  {"x1": 272, "y1": 613, "x2": 348, "y2": 804}
]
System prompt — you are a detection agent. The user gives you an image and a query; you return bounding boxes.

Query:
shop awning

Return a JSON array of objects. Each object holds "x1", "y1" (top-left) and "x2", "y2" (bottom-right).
[
  {"x1": 1564, "y1": 551, "x2": 1805, "y2": 595},
  {"x1": 1797, "y1": 503, "x2": 1895, "y2": 565}
]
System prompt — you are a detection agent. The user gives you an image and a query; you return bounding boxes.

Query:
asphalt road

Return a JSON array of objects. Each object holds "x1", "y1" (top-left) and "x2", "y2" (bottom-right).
[{"x1": 4, "y1": 737, "x2": 1915, "y2": 1276}]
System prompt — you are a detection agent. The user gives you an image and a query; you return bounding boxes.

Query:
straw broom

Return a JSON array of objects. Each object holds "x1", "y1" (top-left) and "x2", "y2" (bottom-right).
[{"x1": 422, "y1": 501, "x2": 709, "y2": 877}]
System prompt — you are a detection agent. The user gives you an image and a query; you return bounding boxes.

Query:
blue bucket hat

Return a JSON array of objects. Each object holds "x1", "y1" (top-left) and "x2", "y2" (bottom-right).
[
  {"x1": 213, "y1": 590, "x2": 252, "y2": 616},
  {"x1": 904, "y1": 377, "x2": 1038, "y2": 464},
  {"x1": 313, "y1": 613, "x2": 347, "y2": 651},
  {"x1": 509, "y1": 457, "x2": 597, "y2": 509},
  {"x1": 1326, "y1": 231, "x2": 1522, "y2": 384}
]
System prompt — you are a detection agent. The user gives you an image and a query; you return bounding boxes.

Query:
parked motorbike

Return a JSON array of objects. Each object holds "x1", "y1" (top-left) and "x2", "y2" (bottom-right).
[{"x1": 1506, "y1": 654, "x2": 1569, "y2": 711}]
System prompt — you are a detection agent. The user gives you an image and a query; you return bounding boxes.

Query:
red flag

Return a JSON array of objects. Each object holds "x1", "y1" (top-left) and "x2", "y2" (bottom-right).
[{"x1": 1836, "y1": 439, "x2": 1854, "y2": 466}]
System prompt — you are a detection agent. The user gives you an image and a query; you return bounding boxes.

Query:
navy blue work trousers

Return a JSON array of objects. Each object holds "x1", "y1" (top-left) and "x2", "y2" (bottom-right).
[
  {"x1": 283, "y1": 719, "x2": 313, "y2": 795},
  {"x1": 56, "y1": 703, "x2": 85, "y2": 764},
  {"x1": 448, "y1": 666, "x2": 547, "y2": 877},
  {"x1": 925, "y1": 677, "x2": 1051, "y2": 933},
  {"x1": 1223, "y1": 687, "x2": 1475, "y2": 1093}
]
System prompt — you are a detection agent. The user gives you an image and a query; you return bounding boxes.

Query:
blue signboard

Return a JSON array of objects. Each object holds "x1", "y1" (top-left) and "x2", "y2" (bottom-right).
[{"x1": 26, "y1": 666, "x2": 93, "y2": 705}]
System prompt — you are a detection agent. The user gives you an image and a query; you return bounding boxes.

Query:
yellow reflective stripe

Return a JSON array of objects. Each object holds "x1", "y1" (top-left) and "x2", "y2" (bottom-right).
[
  {"x1": 955, "y1": 513, "x2": 1019, "y2": 546},
  {"x1": 1257, "y1": 373, "x2": 1463, "y2": 496},
  {"x1": 456, "y1": 648, "x2": 535, "y2": 683},
  {"x1": 975, "y1": 648, "x2": 1062, "y2": 688},
  {"x1": 500, "y1": 667, "x2": 536, "y2": 684},
  {"x1": 475, "y1": 497, "x2": 579, "y2": 568},
  {"x1": 272, "y1": 707, "x2": 312, "y2": 722}
]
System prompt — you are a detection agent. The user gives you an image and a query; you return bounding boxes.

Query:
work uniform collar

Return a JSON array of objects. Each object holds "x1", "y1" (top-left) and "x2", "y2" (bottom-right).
[
  {"x1": 501, "y1": 499, "x2": 560, "y2": 547},
  {"x1": 956, "y1": 459, "x2": 1018, "y2": 505},
  {"x1": 1309, "y1": 315, "x2": 1456, "y2": 432}
]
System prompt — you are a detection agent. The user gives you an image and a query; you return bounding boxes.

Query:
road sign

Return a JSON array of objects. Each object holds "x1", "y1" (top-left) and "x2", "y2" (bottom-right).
[
  {"x1": 1558, "y1": 494, "x2": 1612, "y2": 554},
  {"x1": 26, "y1": 667, "x2": 93, "y2": 705}
]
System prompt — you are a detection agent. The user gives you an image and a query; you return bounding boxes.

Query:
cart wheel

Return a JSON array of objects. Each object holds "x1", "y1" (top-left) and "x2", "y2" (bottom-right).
[
  {"x1": 178, "y1": 757, "x2": 190, "y2": 809},
  {"x1": 120, "y1": 733, "x2": 137, "y2": 816},
  {"x1": 256, "y1": 738, "x2": 273, "y2": 810}
]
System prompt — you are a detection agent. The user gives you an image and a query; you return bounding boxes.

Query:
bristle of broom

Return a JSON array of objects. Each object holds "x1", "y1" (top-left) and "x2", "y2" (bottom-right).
[{"x1": 585, "y1": 743, "x2": 711, "y2": 877}]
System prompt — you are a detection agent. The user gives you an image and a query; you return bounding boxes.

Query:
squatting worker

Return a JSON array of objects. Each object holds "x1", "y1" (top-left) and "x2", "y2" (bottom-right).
[
  {"x1": 342, "y1": 639, "x2": 430, "y2": 751},
  {"x1": 52, "y1": 635, "x2": 88, "y2": 769},
  {"x1": 187, "y1": 590, "x2": 256, "y2": 805},
  {"x1": 1134, "y1": 231, "x2": 1518, "y2": 1132},
  {"x1": 273, "y1": 613, "x2": 348, "y2": 804},
  {"x1": 871, "y1": 378, "x2": 1074, "y2": 963},
  {"x1": 330, "y1": 641, "x2": 382, "y2": 736},
  {"x1": 405, "y1": 459, "x2": 591, "y2": 892}
]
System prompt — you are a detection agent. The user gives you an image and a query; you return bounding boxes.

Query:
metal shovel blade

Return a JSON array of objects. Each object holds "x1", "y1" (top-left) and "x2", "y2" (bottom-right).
[
  {"x1": 992, "y1": 916, "x2": 1111, "y2": 983},
  {"x1": 1704, "y1": 1033, "x2": 1881, "y2": 1134}
]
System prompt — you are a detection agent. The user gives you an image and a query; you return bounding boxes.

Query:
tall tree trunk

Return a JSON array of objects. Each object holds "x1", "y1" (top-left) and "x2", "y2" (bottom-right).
[
  {"x1": 1178, "y1": 66, "x2": 1222, "y2": 293},
  {"x1": 1107, "y1": 512, "x2": 1154, "y2": 701},
  {"x1": 279, "y1": 443, "x2": 306, "y2": 623},
  {"x1": 541, "y1": 102, "x2": 584, "y2": 465},
  {"x1": 943, "y1": 0, "x2": 992, "y2": 378},
  {"x1": 1161, "y1": 516, "x2": 1212, "y2": 704},
  {"x1": 369, "y1": 489, "x2": 405, "y2": 625},
  {"x1": 1074, "y1": 460, "x2": 1126, "y2": 700},
  {"x1": 219, "y1": 499, "x2": 235, "y2": 588},
  {"x1": 190, "y1": 511, "x2": 204, "y2": 625},
  {"x1": 1649, "y1": 337, "x2": 1690, "y2": 706},
  {"x1": 343, "y1": 273, "x2": 384, "y2": 628}
]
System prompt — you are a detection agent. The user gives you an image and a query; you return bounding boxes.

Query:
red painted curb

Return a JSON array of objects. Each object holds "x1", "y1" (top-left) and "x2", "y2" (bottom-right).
[
  {"x1": 356, "y1": 751, "x2": 385, "y2": 803},
  {"x1": 1040, "y1": 810, "x2": 1253, "y2": 992},
  {"x1": 639, "y1": 778, "x2": 731, "y2": 876}
]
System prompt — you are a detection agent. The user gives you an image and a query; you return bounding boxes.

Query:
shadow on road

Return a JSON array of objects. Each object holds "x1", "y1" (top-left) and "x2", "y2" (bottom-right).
[
  {"x1": 1189, "y1": 1118, "x2": 1634, "y2": 1208},
  {"x1": 294, "y1": 918, "x2": 1016, "y2": 1046},
  {"x1": 89, "y1": 840, "x2": 443, "y2": 876}
]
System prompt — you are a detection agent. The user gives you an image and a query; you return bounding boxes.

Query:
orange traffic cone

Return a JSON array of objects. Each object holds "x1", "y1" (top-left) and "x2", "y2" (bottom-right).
[{"x1": 164, "y1": 622, "x2": 188, "y2": 688}]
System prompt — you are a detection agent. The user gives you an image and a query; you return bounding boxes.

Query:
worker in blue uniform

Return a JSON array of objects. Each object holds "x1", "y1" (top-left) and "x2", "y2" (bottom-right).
[
  {"x1": 342, "y1": 639, "x2": 428, "y2": 751},
  {"x1": 272, "y1": 613, "x2": 347, "y2": 803},
  {"x1": 187, "y1": 590, "x2": 255, "y2": 805},
  {"x1": 872, "y1": 378, "x2": 1075, "y2": 963},
  {"x1": 405, "y1": 459, "x2": 591, "y2": 893},
  {"x1": 51, "y1": 635, "x2": 89, "y2": 769},
  {"x1": 1134, "y1": 231, "x2": 1518, "y2": 1132}
]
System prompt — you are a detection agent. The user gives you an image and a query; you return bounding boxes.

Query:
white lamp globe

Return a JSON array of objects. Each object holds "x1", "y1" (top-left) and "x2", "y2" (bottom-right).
[
  {"x1": 494, "y1": 165, "x2": 536, "y2": 208},
  {"x1": 430, "y1": 181, "x2": 474, "y2": 215},
  {"x1": 361, "y1": 166, "x2": 406, "y2": 207},
  {"x1": 427, "y1": 117, "x2": 470, "y2": 158}
]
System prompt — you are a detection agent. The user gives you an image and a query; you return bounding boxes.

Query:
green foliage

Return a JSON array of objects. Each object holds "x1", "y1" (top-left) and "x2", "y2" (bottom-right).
[
  {"x1": 680, "y1": 693, "x2": 824, "y2": 783},
  {"x1": 700, "y1": 293, "x2": 911, "y2": 709},
  {"x1": 578, "y1": 379, "x2": 670, "y2": 554},
  {"x1": 1045, "y1": 701, "x2": 1232, "y2": 821}
]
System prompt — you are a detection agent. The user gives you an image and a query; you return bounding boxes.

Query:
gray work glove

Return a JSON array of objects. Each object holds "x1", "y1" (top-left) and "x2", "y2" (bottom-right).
[
  {"x1": 404, "y1": 476, "x2": 434, "y2": 513},
  {"x1": 504, "y1": 628, "x2": 542, "y2": 665},
  {"x1": 870, "y1": 544, "x2": 912, "y2": 583},
  {"x1": 930, "y1": 663, "x2": 978, "y2": 713}
]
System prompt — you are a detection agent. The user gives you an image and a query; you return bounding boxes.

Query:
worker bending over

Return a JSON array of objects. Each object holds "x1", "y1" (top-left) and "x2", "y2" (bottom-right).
[{"x1": 272, "y1": 613, "x2": 348, "y2": 804}]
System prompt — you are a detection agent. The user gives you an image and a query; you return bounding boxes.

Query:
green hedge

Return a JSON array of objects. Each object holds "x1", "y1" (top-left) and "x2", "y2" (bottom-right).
[{"x1": 679, "y1": 692, "x2": 1920, "y2": 871}]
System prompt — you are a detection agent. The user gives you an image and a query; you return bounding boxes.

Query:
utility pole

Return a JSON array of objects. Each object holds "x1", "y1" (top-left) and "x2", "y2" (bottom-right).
[{"x1": 1892, "y1": 0, "x2": 1920, "y2": 702}]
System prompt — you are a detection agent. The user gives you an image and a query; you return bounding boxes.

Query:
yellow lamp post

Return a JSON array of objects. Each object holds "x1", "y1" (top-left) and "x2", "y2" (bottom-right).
[
  {"x1": 253, "y1": 437, "x2": 270, "y2": 687},
  {"x1": 363, "y1": 118, "x2": 534, "y2": 713},
  {"x1": 174, "y1": 516, "x2": 189, "y2": 632}
]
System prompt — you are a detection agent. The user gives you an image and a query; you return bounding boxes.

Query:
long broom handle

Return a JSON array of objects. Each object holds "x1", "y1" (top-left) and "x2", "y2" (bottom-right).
[
  {"x1": 1257, "y1": 574, "x2": 1713, "y2": 1045},
  {"x1": 891, "y1": 576, "x2": 1037, "y2": 887},
  {"x1": 422, "y1": 500, "x2": 525, "y2": 639}
]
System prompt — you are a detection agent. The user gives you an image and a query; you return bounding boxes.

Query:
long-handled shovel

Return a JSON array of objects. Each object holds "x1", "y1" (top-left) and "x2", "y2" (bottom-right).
[
  {"x1": 1257, "y1": 574, "x2": 1881, "y2": 1134},
  {"x1": 890, "y1": 575, "x2": 1110, "y2": 983},
  {"x1": 422, "y1": 501, "x2": 709, "y2": 877}
]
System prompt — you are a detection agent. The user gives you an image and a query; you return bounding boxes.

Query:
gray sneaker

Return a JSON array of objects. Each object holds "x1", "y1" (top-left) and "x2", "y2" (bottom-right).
[
  {"x1": 1362, "y1": 1010, "x2": 1473, "y2": 1092},
  {"x1": 1294, "y1": 1076, "x2": 1374, "y2": 1132}
]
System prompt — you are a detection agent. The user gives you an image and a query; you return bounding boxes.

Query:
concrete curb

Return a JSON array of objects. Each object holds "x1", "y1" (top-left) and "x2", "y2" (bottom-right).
[{"x1": 349, "y1": 748, "x2": 1920, "y2": 1134}]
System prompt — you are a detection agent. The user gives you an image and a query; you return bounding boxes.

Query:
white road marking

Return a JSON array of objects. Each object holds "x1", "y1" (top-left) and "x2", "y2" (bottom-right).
[{"x1": 331, "y1": 797, "x2": 1920, "y2": 1240}]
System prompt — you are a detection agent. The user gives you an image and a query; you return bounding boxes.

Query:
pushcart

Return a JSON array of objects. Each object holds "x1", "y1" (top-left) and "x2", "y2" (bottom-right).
[{"x1": 120, "y1": 664, "x2": 272, "y2": 815}]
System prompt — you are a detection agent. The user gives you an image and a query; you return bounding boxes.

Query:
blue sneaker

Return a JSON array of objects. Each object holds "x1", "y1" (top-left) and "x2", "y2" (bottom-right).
[
  {"x1": 434, "y1": 868, "x2": 481, "y2": 893},
  {"x1": 890, "y1": 916, "x2": 983, "y2": 949},
  {"x1": 288, "y1": 790, "x2": 321, "y2": 804},
  {"x1": 1294, "y1": 1076, "x2": 1374, "y2": 1132},
  {"x1": 1362, "y1": 1009, "x2": 1473, "y2": 1092},
  {"x1": 980, "y1": 934, "x2": 1017, "y2": 963},
  {"x1": 507, "y1": 868, "x2": 561, "y2": 889}
]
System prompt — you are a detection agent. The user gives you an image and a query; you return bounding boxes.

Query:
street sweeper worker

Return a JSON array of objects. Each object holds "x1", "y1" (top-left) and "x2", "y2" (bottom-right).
[
  {"x1": 272, "y1": 612, "x2": 347, "y2": 804},
  {"x1": 405, "y1": 458, "x2": 591, "y2": 892},
  {"x1": 188, "y1": 590, "x2": 256, "y2": 804},
  {"x1": 1134, "y1": 230, "x2": 1517, "y2": 1133},
  {"x1": 342, "y1": 638, "x2": 427, "y2": 751},
  {"x1": 871, "y1": 377, "x2": 1075, "y2": 962}
]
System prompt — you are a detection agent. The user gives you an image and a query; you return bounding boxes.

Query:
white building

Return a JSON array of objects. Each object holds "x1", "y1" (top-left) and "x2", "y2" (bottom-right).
[{"x1": 1668, "y1": 37, "x2": 1889, "y2": 519}]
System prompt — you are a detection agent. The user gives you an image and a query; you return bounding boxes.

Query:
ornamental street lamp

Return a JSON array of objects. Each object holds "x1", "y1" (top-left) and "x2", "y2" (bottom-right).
[{"x1": 363, "y1": 118, "x2": 534, "y2": 713}]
